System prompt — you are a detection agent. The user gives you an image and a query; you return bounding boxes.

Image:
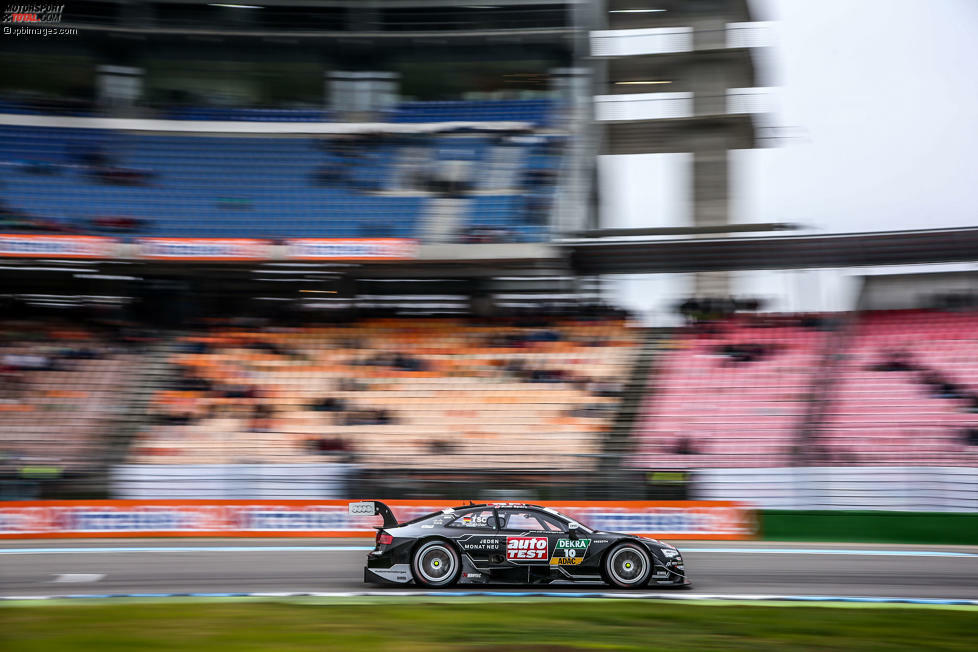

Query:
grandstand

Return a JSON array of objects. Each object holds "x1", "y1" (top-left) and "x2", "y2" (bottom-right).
[
  {"x1": 0, "y1": 320, "x2": 139, "y2": 473},
  {"x1": 817, "y1": 310, "x2": 978, "y2": 466},
  {"x1": 3, "y1": 301, "x2": 977, "y2": 499},
  {"x1": 0, "y1": 121, "x2": 561, "y2": 242},
  {"x1": 129, "y1": 318, "x2": 637, "y2": 471},
  {"x1": 631, "y1": 309, "x2": 978, "y2": 472},
  {"x1": 632, "y1": 315, "x2": 829, "y2": 469},
  {"x1": 2, "y1": 0, "x2": 976, "y2": 512},
  {"x1": 0, "y1": 1, "x2": 590, "y2": 497}
]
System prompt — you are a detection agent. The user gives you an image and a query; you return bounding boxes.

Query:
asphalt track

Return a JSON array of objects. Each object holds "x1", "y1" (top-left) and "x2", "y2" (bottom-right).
[{"x1": 2, "y1": 539, "x2": 977, "y2": 601}]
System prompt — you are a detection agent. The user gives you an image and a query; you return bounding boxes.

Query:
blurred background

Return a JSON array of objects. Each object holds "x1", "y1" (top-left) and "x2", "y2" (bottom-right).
[{"x1": 1, "y1": 0, "x2": 976, "y2": 511}]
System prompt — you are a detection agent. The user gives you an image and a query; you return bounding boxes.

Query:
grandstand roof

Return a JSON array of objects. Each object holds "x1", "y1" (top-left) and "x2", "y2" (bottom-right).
[{"x1": 566, "y1": 227, "x2": 978, "y2": 275}]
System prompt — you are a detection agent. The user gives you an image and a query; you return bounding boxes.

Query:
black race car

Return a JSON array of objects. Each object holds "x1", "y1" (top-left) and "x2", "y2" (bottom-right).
[{"x1": 351, "y1": 501, "x2": 689, "y2": 589}]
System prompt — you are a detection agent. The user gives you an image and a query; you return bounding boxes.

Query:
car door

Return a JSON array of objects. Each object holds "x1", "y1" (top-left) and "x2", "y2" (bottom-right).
[
  {"x1": 497, "y1": 508, "x2": 564, "y2": 567},
  {"x1": 444, "y1": 508, "x2": 505, "y2": 566},
  {"x1": 537, "y1": 513, "x2": 594, "y2": 569}
]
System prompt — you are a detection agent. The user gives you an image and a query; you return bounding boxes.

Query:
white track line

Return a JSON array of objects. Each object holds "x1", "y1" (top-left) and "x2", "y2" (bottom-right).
[
  {"x1": 1, "y1": 546, "x2": 975, "y2": 557},
  {"x1": 2, "y1": 591, "x2": 977, "y2": 606}
]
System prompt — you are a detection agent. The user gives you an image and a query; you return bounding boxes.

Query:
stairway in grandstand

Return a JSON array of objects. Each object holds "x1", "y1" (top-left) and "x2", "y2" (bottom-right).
[
  {"x1": 794, "y1": 313, "x2": 858, "y2": 463},
  {"x1": 389, "y1": 144, "x2": 433, "y2": 192},
  {"x1": 102, "y1": 338, "x2": 175, "y2": 470},
  {"x1": 601, "y1": 328, "x2": 672, "y2": 473},
  {"x1": 478, "y1": 143, "x2": 527, "y2": 191},
  {"x1": 422, "y1": 197, "x2": 468, "y2": 243}
]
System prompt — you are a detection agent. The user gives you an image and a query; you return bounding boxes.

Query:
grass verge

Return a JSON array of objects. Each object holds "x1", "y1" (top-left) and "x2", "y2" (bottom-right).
[{"x1": 3, "y1": 599, "x2": 977, "y2": 651}]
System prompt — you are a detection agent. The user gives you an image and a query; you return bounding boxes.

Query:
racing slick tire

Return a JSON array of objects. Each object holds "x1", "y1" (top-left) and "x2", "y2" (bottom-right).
[
  {"x1": 411, "y1": 539, "x2": 461, "y2": 587},
  {"x1": 603, "y1": 542, "x2": 652, "y2": 589}
]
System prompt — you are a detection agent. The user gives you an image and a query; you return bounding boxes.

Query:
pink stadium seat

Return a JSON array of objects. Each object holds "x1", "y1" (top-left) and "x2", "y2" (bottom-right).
[
  {"x1": 631, "y1": 316, "x2": 828, "y2": 469},
  {"x1": 818, "y1": 310, "x2": 978, "y2": 465}
]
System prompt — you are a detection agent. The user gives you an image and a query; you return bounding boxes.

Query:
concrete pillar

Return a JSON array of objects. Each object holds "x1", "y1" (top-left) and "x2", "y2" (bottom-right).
[
  {"x1": 326, "y1": 71, "x2": 399, "y2": 117},
  {"x1": 96, "y1": 65, "x2": 144, "y2": 116},
  {"x1": 692, "y1": 149, "x2": 728, "y2": 229},
  {"x1": 694, "y1": 271, "x2": 731, "y2": 297},
  {"x1": 690, "y1": 16, "x2": 727, "y2": 51},
  {"x1": 692, "y1": 148, "x2": 730, "y2": 296}
]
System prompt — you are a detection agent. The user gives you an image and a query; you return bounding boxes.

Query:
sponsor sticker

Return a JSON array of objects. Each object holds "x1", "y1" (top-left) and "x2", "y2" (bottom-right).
[
  {"x1": 460, "y1": 514, "x2": 489, "y2": 527},
  {"x1": 506, "y1": 536, "x2": 548, "y2": 561},
  {"x1": 137, "y1": 238, "x2": 269, "y2": 260},
  {"x1": 550, "y1": 538, "x2": 591, "y2": 566},
  {"x1": 0, "y1": 235, "x2": 114, "y2": 258},
  {"x1": 286, "y1": 238, "x2": 417, "y2": 261},
  {"x1": 459, "y1": 537, "x2": 502, "y2": 552}
]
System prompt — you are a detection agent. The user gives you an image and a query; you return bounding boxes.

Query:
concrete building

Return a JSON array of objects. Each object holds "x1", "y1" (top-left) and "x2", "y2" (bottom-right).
[{"x1": 591, "y1": 0, "x2": 766, "y2": 297}]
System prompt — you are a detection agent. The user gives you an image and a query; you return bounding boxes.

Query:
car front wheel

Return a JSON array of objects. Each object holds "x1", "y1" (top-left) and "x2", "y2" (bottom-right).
[
  {"x1": 411, "y1": 540, "x2": 460, "y2": 587},
  {"x1": 604, "y1": 543, "x2": 652, "y2": 589}
]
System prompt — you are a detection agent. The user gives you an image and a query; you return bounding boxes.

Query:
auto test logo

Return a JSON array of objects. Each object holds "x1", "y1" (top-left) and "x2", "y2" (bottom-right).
[{"x1": 506, "y1": 536, "x2": 548, "y2": 561}]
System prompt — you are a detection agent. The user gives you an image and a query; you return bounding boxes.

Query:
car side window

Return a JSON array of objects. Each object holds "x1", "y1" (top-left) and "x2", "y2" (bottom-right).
[
  {"x1": 447, "y1": 509, "x2": 496, "y2": 528},
  {"x1": 540, "y1": 516, "x2": 566, "y2": 532},
  {"x1": 499, "y1": 510, "x2": 566, "y2": 532}
]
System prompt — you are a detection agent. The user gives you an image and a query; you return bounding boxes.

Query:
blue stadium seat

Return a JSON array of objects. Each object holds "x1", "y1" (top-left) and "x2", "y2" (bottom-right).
[
  {"x1": 388, "y1": 99, "x2": 555, "y2": 126},
  {"x1": 0, "y1": 116, "x2": 558, "y2": 242}
]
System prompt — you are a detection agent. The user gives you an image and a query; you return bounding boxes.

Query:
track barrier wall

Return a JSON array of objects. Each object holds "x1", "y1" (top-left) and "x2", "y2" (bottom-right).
[{"x1": 0, "y1": 500, "x2": 755, "y2": 540}]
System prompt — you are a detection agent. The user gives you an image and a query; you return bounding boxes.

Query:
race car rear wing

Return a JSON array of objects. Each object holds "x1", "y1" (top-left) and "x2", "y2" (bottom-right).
[{"x1": 348, "y1": 500, "x2": 398, "y2": 528}]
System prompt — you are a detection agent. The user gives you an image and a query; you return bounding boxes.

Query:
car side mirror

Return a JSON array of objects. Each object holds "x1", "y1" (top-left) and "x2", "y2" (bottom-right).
[{"x1": 568, "y1": 522, "x2": 580, "y2": 540}]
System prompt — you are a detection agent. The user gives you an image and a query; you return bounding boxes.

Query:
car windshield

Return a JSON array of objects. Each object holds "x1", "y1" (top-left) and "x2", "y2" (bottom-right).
[{"x1": 542, "y1": 508, "x2": 594, "y2": 533}]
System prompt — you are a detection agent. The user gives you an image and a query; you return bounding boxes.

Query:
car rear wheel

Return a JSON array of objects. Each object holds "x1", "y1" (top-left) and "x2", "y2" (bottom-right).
[
  {"x1": 411, "y1": 540, "x2": 460, "y2": 587},
  {"x1": 604, "y1": 543, "x2": 652, "y2": 589}
]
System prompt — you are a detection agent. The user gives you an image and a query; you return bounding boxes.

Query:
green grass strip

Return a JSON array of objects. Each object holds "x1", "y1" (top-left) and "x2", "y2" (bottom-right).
[
  {"x1": 3, "y1": 600, "x2": 978, "y2": 651},
  {"x1": 761, "y1": 510, "x2": 978, "y2": 545}
]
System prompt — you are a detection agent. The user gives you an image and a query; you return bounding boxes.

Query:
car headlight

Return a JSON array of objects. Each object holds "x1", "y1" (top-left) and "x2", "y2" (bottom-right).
[{"x1": 661, "y1": 549, "x2": 680, "y2": 558}]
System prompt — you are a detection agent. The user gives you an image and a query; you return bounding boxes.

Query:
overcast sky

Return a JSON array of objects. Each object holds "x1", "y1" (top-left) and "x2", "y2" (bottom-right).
[{"x1": 603, "y1": 0, "x2": 978, "y2": 235}]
